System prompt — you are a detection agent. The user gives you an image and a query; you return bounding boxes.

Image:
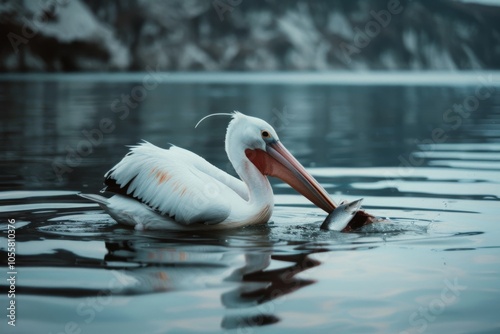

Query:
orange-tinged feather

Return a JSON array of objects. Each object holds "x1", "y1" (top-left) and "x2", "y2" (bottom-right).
[
  {"x1": 155, "y1": 170, "x2": 171, "y2": 184},
  {"x1": 157, "y1": 272, "x2": 169, "y2": 280}
]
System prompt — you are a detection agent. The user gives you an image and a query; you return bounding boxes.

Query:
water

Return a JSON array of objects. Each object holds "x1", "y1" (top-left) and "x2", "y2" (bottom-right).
[{"x1": 1, "y1": 72, "x2": 500, "y2": 333}]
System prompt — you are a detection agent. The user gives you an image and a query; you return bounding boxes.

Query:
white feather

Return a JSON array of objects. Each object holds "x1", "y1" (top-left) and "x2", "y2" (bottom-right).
[{"x1": 104, "y1": 142, "x2": 249, "y2": 225}]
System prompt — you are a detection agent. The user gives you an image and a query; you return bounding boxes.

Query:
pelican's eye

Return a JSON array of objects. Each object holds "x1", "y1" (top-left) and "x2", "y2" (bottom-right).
[{"x1": 261, "y1": 130, "x2": 271, "y2": 139}]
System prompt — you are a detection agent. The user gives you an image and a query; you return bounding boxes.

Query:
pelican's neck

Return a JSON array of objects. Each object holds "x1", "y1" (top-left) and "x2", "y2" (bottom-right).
[
  {"x1": 228, "y1": 147, "x2": 273, "y2": 206},
  {"x1": 224, "y1": 114, "x2": 274, "y2": 224}
]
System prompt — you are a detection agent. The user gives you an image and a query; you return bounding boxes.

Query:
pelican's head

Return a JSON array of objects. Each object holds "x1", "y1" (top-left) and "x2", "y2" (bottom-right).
[
  {"x1": 225, "y1": 112, "x2": 279, "y2": 152},
  {"x1": 224, "y1": 112, "x2": 336, "y2": 213}
]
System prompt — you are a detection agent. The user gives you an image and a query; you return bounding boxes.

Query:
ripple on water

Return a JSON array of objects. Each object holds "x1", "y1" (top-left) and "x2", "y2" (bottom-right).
[
  {"x1": 0, "y1": 190, "x2": 79, "y2": 200},
  {"x1": 34, "y1": 212, "x2": 116, "y2": 237}
]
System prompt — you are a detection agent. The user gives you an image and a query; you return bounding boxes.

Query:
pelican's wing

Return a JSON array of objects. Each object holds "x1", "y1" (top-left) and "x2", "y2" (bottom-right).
[{"x1": 103, "y1": 141, "x2": 247, "y2": 225}]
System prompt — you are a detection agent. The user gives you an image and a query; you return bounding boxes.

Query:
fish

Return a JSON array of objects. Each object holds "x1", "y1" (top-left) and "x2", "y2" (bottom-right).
[{"x1": 320, "y1": 198, "x2": 364, "y2": 231}]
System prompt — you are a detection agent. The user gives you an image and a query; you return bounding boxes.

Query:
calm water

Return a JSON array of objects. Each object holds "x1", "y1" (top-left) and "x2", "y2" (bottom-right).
[{"x1": 1, "y1": 72, "x2": 500, "y2": 334}]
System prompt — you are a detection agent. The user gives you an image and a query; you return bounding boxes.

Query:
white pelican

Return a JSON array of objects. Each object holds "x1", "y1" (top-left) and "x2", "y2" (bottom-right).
[{"x1": 80, "y1": 112, "x2": 374, "y2": 231}]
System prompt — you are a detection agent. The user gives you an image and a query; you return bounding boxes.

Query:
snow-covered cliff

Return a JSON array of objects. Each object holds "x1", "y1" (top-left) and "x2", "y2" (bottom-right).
[{"x1": 1, "y1": 0, "x2": 499, "y2": 71}]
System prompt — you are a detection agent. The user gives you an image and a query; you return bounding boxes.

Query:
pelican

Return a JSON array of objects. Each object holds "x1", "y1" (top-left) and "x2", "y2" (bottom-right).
[{"x1": 80, "y1": 112, "x2": 374, "y2": 231}]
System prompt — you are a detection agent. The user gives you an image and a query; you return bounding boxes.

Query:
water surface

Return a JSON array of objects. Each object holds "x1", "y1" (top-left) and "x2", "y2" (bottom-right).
[{"x1": 1, "y1": 72, "x2": 500, "y2": 333}]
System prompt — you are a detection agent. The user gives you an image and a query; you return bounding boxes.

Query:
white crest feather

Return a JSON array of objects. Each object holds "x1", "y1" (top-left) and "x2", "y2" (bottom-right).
[{"x1": 195, "y1": 112, "x2": 236, "y2": 128}]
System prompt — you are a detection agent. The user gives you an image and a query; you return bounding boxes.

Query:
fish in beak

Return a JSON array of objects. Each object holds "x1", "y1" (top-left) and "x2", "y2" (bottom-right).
[
  {"x1": 245, "y1": 140, "x2": 337, "y2": 213},
  {"x1": 320, "y1": 198, "x2": 364, "y2": 231}
]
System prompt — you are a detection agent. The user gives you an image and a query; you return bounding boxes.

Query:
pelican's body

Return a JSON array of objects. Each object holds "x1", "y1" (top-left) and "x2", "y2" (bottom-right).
[
  {"x1": 80, "y1": 112, "x2": 374, "y2": 231},
  {"x1": 81, "y1": 142, "x2": 273, "y2": 230}
]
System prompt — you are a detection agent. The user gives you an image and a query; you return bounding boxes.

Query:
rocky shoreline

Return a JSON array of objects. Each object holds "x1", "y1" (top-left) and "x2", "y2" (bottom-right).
[{"x1": 1, "y1": 0, "x2": 499, "y2": 71}]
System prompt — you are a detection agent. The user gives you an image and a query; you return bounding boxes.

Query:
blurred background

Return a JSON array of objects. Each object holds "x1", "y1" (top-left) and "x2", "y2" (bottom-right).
[{"x1": 1, "y1": 0, "x2": 499, "y2": 72}]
